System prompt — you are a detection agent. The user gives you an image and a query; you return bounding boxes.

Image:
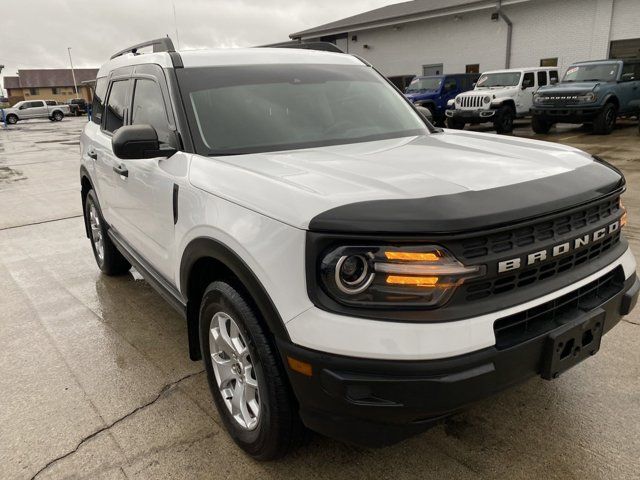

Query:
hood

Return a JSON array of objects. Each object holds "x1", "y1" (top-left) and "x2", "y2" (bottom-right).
[
  {"x1": 539, "y1": 82, "x2": 599, "y2": 93},
  {"x1": 459, "y1": 86, "x2": 517, "y2": 97},
  {"x1": 189, "y1": 131, "x2": 621, "y2": 232},
  {"x1": 404, "y1": 91, "x2": 438, "y2": 102}
]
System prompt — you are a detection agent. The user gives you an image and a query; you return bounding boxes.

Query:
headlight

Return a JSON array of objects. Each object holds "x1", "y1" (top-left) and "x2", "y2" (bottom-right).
[
  {"x1": 455, "y1": 96, "x2": 462, "y2": 104},
  {"x1": 483, "y1": 96, "x2": 491, "y2": 104},
  {"x1": 533, "y1": 93, "x2": 542, "y2": 104},
  {"x1": 581, "y1": 92, "x2": 596, "y2": 103},
  {"x1": 319, "y1": 245, "x2": 484, "y2": 308},
  {"x1": 620, "y1": 197, "x2": 628, "y2": 228}
]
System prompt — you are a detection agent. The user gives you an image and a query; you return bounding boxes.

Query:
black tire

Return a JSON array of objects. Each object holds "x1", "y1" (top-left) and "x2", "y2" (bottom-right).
[
  {"x1": 531, "y1": 115, "x2": 552, "y2": 134},
  {"x1": 6, "y1": 114, "x2": 18, "y2": 125},
  {"x1": 593, "y1": 102, "x2": 617, "y2": 135},
  {"x1": 446, "y1": 117, "x2": 466, "y2": 130},
  {"x1": 53, "y1": 111, "x2": 64, "y2": 121},
  {"x1": 199, "y1": 281, "x2": 306, "y2": 460},
  {"x1": 494, "y1": 105, "x2": 515, "y2": 134},
  {"x1": 84, "y1": 189, "x2": 131, "y2": 275}
]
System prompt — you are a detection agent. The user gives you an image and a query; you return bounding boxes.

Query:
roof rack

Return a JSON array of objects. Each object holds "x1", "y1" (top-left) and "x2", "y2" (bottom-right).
[
  {"x1": 110, "y1": 37, "x2": 176, "y2": 60},
  {"x1": 265, "y1": 42, "x2": 344, "y2": 54}
]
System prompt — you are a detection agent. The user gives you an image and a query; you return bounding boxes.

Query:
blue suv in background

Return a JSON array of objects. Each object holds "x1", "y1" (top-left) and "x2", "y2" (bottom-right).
[{"x1": 404, "y1": 73, "x2": 479, "y2": 125}]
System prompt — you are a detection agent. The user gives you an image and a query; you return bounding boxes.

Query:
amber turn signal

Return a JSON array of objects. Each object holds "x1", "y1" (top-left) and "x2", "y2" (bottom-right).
[
  {"x1": 287, "y1": 356, "x2": 313, "y2": 376},
  {"x1": 384, "y1": 251, "x2": 440, "y2": 261},
  {"x1": 386, "y1": 275, "x2": 439, "y2": 287}
]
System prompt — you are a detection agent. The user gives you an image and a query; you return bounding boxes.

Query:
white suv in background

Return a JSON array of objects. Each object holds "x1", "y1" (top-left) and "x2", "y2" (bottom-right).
[
  {"x1": 80, "y1": 39, "x2": 637, "y2": 459},
  {"x1": 446, "y1": 67, "x2": 559, "y2": 133}
]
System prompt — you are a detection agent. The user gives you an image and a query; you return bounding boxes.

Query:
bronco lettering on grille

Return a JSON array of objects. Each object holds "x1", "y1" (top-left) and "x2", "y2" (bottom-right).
[{"x1": 497, "y1": 220, "x2": 620, "y2": 273}]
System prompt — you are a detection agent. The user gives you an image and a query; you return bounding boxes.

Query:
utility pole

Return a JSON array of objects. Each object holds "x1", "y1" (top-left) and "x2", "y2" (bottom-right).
[
  {"x1": 173, "y1": 2, "x2": 180, "y2": 49},
  {"x1": 67, "y1": 47, "x2": 79, "y2": 97}
]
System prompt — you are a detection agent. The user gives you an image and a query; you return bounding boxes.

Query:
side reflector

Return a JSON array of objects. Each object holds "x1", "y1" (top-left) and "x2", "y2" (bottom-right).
[
  {"x1": 621, "y1": 211, "x2": 628, "y2": 228},
  {"x1": 384, "y1": 251, "x2": 439, "y2": 262},
  {"x1": 386, "y1": 275, "x2": 439, "y2": 287},
  {"x1": 287, "y1": 356, "x2": 313, "y2": 376}
]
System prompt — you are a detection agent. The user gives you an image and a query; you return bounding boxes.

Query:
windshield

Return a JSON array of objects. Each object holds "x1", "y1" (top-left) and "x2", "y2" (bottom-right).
[
  {"x1": 405, "y1": 77, "x2": 442, "y2": 93},
  {"x1": 563, "y1": 63, "x2": 619, "y2": 83},
  {"x1": 178, "y1": 64, "x2": 428, "y2": 155},
  {"x1": 476, "y1": 72, "x2": 521, "y2": 88}
]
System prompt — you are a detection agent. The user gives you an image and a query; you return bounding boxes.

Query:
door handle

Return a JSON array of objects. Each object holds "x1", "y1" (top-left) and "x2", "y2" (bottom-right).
[
  {"x1": 88, "y1": 151, "x2": 97, "y2": 160},
  {"x1": 113, "y1": 164, "x2": 129, "y2": 178}
]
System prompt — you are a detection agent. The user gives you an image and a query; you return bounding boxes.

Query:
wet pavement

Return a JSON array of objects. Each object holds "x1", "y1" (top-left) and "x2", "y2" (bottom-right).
[{"x1": 1, "y1": 117, "x2": 639, "y2": 479}]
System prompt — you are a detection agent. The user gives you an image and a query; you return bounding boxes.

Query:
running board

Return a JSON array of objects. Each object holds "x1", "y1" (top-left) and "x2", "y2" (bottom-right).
[{"x1": 108, "y1": 229, "x2": 187, "y2": 318}]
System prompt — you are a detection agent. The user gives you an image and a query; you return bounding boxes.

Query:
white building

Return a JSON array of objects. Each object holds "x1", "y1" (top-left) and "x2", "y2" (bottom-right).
[{"x1": 290, "y1": 0, "x2": 640, "y2": 77}]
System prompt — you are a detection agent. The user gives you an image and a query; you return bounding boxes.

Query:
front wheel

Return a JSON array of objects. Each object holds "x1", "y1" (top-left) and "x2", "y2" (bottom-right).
[
  {"x1": 6, "y1": 114, "x2": 18, "y2": 125},
  {"x1": 200, "y1": 281, "x2": 305, "y2": 460},
  {"x1": 494, "y1": 105, "x2": 515, "y2": 134},
  {"x1": 531, "y1": 115, "x2": 552, "y2": 134},
  {"x1": 593, "y1": 103, "x2": 617, "y2": 135},
  {"x1": 446, "y1": 117, "x2": 466, "y2": 130}
]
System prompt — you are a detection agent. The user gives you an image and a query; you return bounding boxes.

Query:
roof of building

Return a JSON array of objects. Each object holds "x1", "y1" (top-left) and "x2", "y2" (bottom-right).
[
  {"x1": 9, "y1": 69, "x2": 99, "y2": 88},
  {"x1": 4, "y1": 76, "x2": 20, "y2": 89},
  {"x1": 290, "y1": 0, "x2": 529, "y2": 39}
]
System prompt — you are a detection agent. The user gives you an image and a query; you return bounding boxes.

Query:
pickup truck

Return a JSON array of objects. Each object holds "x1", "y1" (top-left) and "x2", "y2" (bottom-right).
[
  {"x1": 3, "y1": 99, "x2": 70, "y2": 124},
  {"x1": 531, "y1": 59, "x2": 640, "y2": 135},
  {"x1": 66, "y1": 98, "x2": 88, "y2": 116}
]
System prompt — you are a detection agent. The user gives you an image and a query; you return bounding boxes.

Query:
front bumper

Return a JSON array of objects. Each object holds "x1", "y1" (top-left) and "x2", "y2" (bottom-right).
[
  {"x1": 446, "y1": 108, "x2": 496, "y2": 122},
  {"x1": 531, "y1": 105, "x2": 602, "y2": 123},
  {"x1": 280, "y1": 263, "x2": 638, "y2": 447}
]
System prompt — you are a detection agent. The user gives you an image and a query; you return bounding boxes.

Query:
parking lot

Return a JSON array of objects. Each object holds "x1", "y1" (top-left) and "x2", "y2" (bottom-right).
[{"x1": 1, "y1": 116, "x2": 639, "y2": 480}]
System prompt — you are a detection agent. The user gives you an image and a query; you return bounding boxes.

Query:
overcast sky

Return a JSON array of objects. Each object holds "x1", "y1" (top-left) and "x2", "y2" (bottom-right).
[{"x1": 0, "y1": 0, "x2": 402, "y2": 91}]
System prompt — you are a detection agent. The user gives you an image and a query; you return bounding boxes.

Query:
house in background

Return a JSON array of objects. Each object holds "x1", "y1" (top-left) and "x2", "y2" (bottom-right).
[{"x1": 4, "y1": 68, "x2": 98, "y2": 105}]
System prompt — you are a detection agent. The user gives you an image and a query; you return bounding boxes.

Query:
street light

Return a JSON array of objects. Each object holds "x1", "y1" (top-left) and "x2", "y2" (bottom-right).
[{"x1": 67, "y1": 47, "x2": 78, "y2": 97}]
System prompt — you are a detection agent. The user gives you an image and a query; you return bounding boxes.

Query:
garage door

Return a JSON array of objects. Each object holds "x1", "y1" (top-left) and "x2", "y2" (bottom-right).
[{"x1": 610, "y1": 39, "x2": 640, "y2": 59}]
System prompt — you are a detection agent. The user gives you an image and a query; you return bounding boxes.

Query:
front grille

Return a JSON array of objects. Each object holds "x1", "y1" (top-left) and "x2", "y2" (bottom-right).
[
  {"x1": 459, "y1": 95, "x2": 485, "y2": 109},
  {"x1": 466, "y1": 231, "x2": 621, "y2": 301},
  {"x1": 537, "y1": 94, "x2": 583, "y2": 106},
  {"x1": 493, "y1": 266, "x2": 624, "y2": 349},
  {"x1": 460, "y1": 196, "x2": 620, "y2": 260}
]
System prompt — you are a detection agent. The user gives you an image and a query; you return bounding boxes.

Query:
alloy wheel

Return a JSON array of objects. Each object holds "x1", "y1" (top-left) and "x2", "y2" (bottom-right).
[
  {"x1": 209, "y1": 311, "x2": 260, "y2": 430},
  {"x1": 88, "y1": 201, "x2": 104, "y2": 262}
]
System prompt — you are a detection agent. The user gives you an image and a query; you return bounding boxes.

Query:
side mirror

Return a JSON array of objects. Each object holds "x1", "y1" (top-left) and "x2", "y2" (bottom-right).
[
  {"x1": 19, "y1": 104, "x2": 27, "y2": 110},
  {"x1": 550, "y1": 78, "x2": 558, "y2": 85},
  {"x1": 112, "y1": 124, "x2": 173, "y2": 159}
]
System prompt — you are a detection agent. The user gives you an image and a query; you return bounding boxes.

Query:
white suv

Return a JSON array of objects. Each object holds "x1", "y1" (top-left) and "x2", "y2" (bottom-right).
[
  {"x1": 81, "y1": 39, "x2": 637, "y2": 459},
  {"x1": 445, "y1": 67, "x2": 559, "y2": 133}
]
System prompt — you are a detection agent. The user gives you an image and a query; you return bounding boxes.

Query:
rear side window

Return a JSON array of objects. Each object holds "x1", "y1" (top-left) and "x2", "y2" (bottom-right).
[
  {"x1": 131, "y1": 79, "x2": 174, "y2": 146},
  {"x1": 92, "y1": 77, "x2": 108, "y2": 125},
  {"x1": 537, "y1": 71, "x2": 547, "y2": 87},
  {"x1": 104, "y1": 80, "x2": 129, "y2": 133},
  {"x1": 46, "y1": 101, "x2": 56, "y2": 106},
  {"x1": 443, "y1": 78, "x2": 457, "y2": 92},
  {"x1": 523, "y1": 72, "x2": 535, "y2": 88}
]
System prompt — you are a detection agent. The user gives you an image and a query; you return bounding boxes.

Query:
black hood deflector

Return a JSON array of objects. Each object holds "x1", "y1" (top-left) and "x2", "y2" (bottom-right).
[{"x1": 309, "y1": 162, "x2": 624, "y2": 235}]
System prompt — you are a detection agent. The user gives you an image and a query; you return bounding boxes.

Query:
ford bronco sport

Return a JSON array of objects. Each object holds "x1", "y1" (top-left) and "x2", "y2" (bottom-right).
[
  {"x1": 446, "y1": 67, "x2": 559, "y2": 133},
  {"x1": 531, "y1": 59, "x2": 640, "y2": 135},
  {"x1": 81, "y1": 38, "x2": 638, "y2": 459}
]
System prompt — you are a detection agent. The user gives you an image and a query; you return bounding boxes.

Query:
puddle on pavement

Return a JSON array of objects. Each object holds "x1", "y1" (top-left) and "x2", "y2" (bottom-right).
[{"x1": 0, "y1": 166, "x2": 27, "y2": 183}]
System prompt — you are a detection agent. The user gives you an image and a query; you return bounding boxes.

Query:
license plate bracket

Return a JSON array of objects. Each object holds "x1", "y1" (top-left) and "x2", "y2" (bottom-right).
[{"x1": 541, "y1": 309, "x2": 605, "y2": 380}]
